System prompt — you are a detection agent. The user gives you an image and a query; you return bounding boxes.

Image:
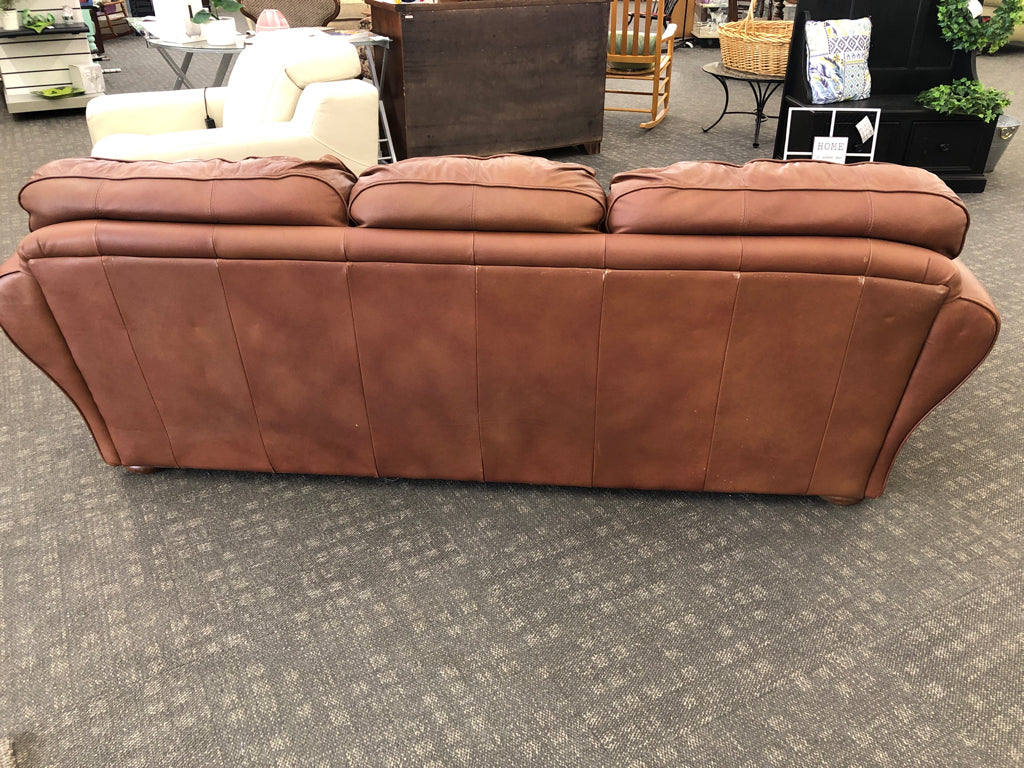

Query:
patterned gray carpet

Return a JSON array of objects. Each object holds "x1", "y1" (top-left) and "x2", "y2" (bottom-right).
[{"x1": 1, "y1": 30, "x2": 1022, "y2": 768}]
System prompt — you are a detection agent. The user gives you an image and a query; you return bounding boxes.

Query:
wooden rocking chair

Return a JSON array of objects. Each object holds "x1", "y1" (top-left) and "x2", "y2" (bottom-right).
[{"x1": 606, "y1": 0, "x2": 677, "y2": 129}]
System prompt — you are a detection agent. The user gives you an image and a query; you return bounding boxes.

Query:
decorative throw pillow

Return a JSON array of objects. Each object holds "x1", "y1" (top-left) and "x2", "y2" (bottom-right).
[{"x1": 805, "y1": 17, "x2": 872, "y2": 104}]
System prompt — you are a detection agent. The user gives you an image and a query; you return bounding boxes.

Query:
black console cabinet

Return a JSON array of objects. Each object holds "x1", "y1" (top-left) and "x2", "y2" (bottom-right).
[{"x1": 773, "y1": 0, "x2": 996, "y2": 192}]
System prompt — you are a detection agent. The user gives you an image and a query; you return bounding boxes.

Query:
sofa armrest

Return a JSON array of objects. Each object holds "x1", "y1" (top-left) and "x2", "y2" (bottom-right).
[
  {"x1": 86, "y1": 87, "x2": 229, "y2": 144},
  {"x1": 865, "y1": 259, "x2": 1000, "y2": 497},
  {"x1": 0, "y1": 253, "x2": 120, "y2": 466}
]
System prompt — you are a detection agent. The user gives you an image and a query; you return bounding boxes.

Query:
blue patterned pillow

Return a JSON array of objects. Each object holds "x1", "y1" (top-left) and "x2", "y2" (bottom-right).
[{"x1": 806, "y1": 17, "x2": 872, "y2": 104}]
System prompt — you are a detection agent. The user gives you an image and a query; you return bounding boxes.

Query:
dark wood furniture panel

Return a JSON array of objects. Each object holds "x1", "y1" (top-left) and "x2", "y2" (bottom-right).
[
  {"x1": 773, "y1": 0, "x2": 995, "y2": 192},
  {"x1": 369, "y1": 0, "x2": 608, "y2": 159}
]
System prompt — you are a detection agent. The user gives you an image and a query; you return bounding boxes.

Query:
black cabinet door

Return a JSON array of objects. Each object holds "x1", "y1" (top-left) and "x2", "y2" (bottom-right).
[{"x1": 904, "y1": 121, "x2": 997, "y2": 173}]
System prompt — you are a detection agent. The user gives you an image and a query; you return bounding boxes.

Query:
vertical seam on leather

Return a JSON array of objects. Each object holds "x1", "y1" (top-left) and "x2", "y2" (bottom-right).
[
  {"x1": 805, "y1": 270, "x2": 867, "y2": 496},
  {"x1": 470, "y1": 164, "x2": 478, "y2": 231},
  {"x1": 345, "y1": 261, "x2": 380, "y2": 477},
  {"x1": 474, "y1": 258, "x2": 485, "y2": 481},
  {"x1": 206, "y1": 177, "x2": 215, "y2": 220},
  {"x1": 99, "y1": 251, "x2": 180, "y2": 468},
  {"x1": 215, "y1": 258, "x2": 276, "y2": 473},
  {"x1": 591, "y1": 269, "x2": 607, "y2": 487},
  {"x1": 860, "y1": 165, "x2": 876, "y2": 240},
  {"x1": 92, "y1": 180, "x2": 104, "y2": 222},
  {"x1": 702, "y1": 243, "x2": 743, "y2": 491}
]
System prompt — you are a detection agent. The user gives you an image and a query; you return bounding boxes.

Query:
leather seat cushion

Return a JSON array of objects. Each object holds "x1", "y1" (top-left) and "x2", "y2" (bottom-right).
[
  {"x1": 19, "y1": 155, "x2": 357, "y2": 230},
  {"x1": 349, "y1": 154, "x2": 608, "y2": 233},
  {"x1": 606, "y1": 158, "x2": 970, "y2": 258}
]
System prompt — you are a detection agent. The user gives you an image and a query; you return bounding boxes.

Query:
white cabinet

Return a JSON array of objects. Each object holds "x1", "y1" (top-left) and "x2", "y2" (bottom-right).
[{"x1": 1, "y1": 3, "x2": 101, "y2": 113}]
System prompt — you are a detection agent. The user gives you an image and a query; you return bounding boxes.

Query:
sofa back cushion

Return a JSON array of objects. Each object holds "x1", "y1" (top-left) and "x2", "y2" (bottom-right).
[
  {"x1": 349, "y1": 154, "x2": 608, "y2": 233},
  {"x1": 19, "y1": 156, "x2": 357, "y2": 230},
  {"x1": 223, "y1": 31, "x2": 362, "y2": 127},
  {"x1": 606, "y1": 159, "x2": 970, "y2": 258}
]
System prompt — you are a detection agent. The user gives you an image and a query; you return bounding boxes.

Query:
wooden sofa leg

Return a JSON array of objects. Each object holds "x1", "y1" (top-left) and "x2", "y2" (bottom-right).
[
  {"x1": 125, "y1": 465, "x2": 161, "y2": 474},
  {"x1": 820, "y1": 495, "x2": 864, "y2": 506}
]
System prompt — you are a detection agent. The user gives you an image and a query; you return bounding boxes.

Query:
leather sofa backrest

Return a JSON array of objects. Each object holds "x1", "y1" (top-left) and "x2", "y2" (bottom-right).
[
  {"x1": 222, "y1": 30, "x2": 363, "y2": 127},
  {"x1": 607, "y1": 159, "x2": 970, "y2": 258},
  {"x1": 19, "y1": 156, "x2": 357, "y2": 230}
]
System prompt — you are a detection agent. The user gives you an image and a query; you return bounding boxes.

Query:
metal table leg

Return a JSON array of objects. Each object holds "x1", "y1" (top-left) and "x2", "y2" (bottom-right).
[
  {"x1": 212, "y1": 52, "x2": 233, "y2": 87},
  {"x1": 154, "y1": 46, "x2": 196, "y2": 90},
  {"x1": 359, "y1": 40, "x2": 396, "y2": 164},
  {"x1": 746, "y1": 79, "x2": 782, "y2": 147},
  {"x1": 701, "y1": 72, "x2": 731, "y2": 134}
]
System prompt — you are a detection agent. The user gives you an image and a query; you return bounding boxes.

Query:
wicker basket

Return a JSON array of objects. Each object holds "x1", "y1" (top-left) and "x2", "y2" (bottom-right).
[{"x1": 718, "y1": 6, "x2": 793, "y2": 77}]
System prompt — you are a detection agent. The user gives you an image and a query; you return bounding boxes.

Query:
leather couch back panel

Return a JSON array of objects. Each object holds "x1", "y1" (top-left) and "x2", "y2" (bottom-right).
[
  {"x1": 473, "y1": 232, "x2": 607, "y2": 269},
  {"x1": 344, "y1": 228, "x2": 476, "y2": 265},
  {"x1": 348, "y1": 262, "x2": 483, "y2": 481},
  {"x1": 593, "y1": 270, "x2": 738, "y2": 490},
  {"x1": 22, "y1": 250, "x2": 952, "y2": 493},
  {"x1": 20, "y1": 157, "x2": 356, "y2": 231},
  {"x1": 344, "y1": 229, "x2": 608, "y2": 269},
  {"x1": 476, "y1": 266, "x2": 604, "y2": 487},
  {"x1": 100, "y1": 256, "x2": 274, "y2": 472},
  {"x1": 217, "y1": 260, "x2": 376, "y2": 477},
  {"x1": 604, "y1": 234, "x2": 961, "y2": 290},
  {"x1": 19, "y1": 222, "x2": 348, "y2": 263},
  {"x1": 607, "y1": 159, "x2": 970, "y2": 258}
]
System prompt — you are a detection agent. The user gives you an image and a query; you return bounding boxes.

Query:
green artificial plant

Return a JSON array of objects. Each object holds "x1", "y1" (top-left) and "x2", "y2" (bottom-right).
[
  {"x1": 918, "y1": 77, "x2": 1012, "y2": 122},
  {"x1": 22, "y1": 10, "x2": 55, "y2": 32},
  {"x1": 937, "y1": 0, "x2": 1024, "y2": 53},
  {"x1": 918, "y1": 0, "x2": 1022, "y2": 121},
  {"x1": 192, "y1": 0, "x2": 242, "y2": 24}
]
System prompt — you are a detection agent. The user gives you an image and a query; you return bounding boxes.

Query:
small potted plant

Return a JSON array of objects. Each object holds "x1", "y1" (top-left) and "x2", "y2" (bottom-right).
[
  {"x1": 192, "y1": 0, "x2": 242, "y2": 46},
  {"x1": 2, "y1": 0, "x2": 20, "y2": 32}
]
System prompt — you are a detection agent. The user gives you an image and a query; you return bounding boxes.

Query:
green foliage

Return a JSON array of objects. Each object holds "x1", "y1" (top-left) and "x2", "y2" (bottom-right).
[
  {"x1": 192, "y1": 0, "x2": 241, "y2": 23},
  {"x1": 1, "y1": 0, "x2": 17, "y2": 13},
  {"x1": 22, "y1": 11, "x2": 54, "y2": 32},
  {"x1": 918, "y1": 78, "x2": 1012, "y2": 122},
  {"x1": 936, "y1": 0, "x2": 1024, "y2": 53}
]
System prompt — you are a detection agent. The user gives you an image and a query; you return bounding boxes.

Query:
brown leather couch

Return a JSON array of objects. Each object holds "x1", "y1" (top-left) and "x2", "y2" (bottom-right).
[{"x1": 0, "y1": 154, "x2": 1000, "y2": 503}]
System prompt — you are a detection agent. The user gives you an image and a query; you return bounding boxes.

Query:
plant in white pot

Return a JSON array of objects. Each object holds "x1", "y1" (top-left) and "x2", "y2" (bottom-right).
[
  {"x1": 192, "y1": 0, "x2": 242, "y2": 45},
  {"x1": 2, "y1": 0, "x2": 20, "y2": 32}
]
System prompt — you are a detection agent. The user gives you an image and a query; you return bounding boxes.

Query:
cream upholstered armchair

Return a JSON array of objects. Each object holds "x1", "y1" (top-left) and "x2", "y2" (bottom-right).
[{"x1": 86, "y1": 29, "x2": 379, "y2": 174}]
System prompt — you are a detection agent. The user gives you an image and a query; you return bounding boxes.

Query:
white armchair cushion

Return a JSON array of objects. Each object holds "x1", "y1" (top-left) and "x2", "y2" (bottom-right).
[{"x1": 222, "y1": 29, "x2": 362, "y2": 127}]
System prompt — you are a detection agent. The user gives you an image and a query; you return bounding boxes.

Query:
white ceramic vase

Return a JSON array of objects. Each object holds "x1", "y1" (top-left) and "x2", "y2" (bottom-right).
[
  {"x1": 202, "y1": 16, "x2": 236, "y2": 46},
  {"x1": 2, "y1": 9, "x2": 20, "y2": 31}
]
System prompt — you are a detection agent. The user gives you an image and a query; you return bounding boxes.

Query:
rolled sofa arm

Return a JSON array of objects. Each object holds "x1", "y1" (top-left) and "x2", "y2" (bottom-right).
[
  {"x1": 0, "y1": 254, "x2": 120, "y2": 466},
  {"x1": 865, "y1": 259, "x2": 1000, "y2": 498},
  {"x1": 87, "y1": 88, "x2": 229, "y2": 144}
]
